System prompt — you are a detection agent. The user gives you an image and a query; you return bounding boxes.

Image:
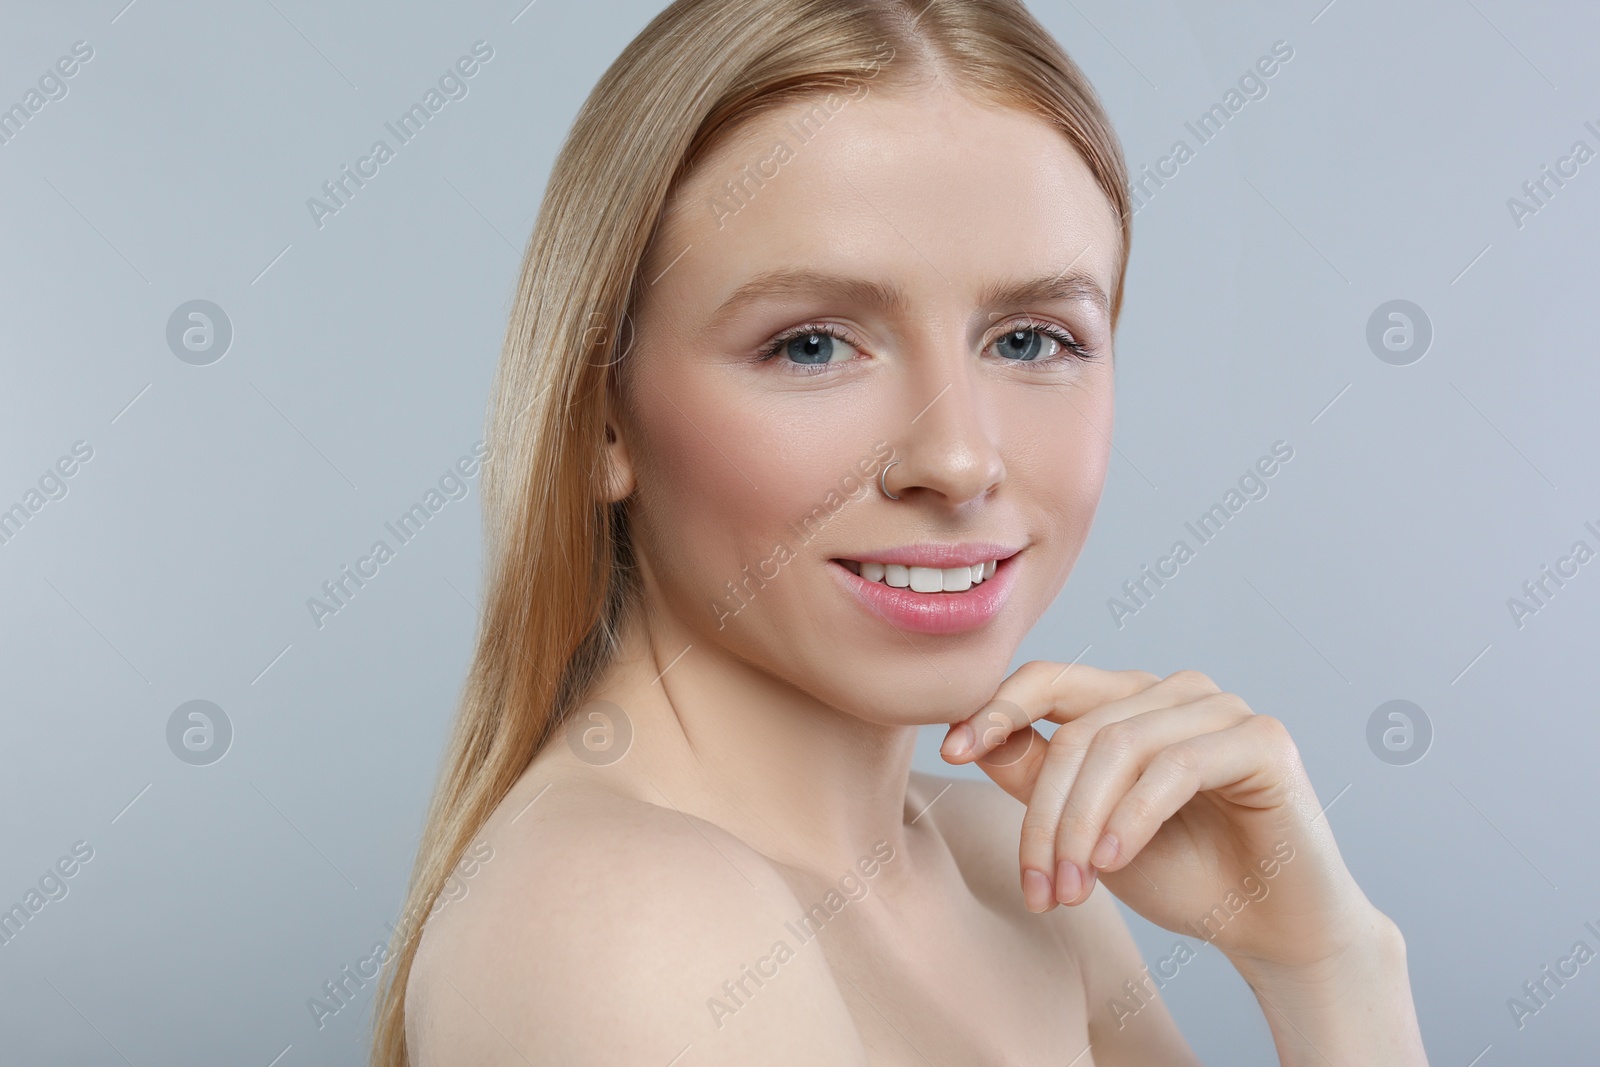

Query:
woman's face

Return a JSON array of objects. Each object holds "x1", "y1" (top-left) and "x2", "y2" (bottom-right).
[{"x1": 612, "y1": 79, "x2": 1123, "y2": 727}]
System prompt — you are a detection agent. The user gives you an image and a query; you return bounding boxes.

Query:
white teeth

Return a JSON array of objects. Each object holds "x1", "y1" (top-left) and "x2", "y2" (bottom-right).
[{"x1": 845, "y1": 558, "x2": 1000, "y2": 591}]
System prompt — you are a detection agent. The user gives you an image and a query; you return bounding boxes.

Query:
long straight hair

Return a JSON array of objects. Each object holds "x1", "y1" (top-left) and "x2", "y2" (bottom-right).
[{"x1": 370, "y1": 0, "x2": 1130, "y2": 1061}]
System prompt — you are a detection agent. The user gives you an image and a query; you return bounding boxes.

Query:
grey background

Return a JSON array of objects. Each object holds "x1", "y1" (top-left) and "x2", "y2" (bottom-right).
[{"x1": 2, "y1": 0, "x2": 1595, "y2": 1063}]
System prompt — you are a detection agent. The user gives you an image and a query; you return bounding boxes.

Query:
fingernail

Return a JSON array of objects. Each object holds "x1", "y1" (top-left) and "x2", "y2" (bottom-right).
[
  {"x1": 1090, "y1": 831, "x2": 1118, "y2": 869},
  {"x1": 943, "y1": 723, "x2": 974, "y2": 760},
  {"x1": 1055, "y1": 859, "x2": 1082, "y2": 904},
  {"x1": 1022, "y1": 867, "x2": 1053, "y2": 912}
]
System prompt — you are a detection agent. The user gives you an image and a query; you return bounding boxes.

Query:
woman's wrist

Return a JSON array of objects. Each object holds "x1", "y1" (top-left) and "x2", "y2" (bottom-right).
[{"x1": 1224, "y1": 906, "x2": 1429, "y2": 1066}]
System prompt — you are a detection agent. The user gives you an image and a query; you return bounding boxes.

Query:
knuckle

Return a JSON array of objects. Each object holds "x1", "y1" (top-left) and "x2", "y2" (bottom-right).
[
  {"x1": 1163, "y1": 668, "x2": 1219, "y2": 696},
  {"x1": 1049, "y1": 722, "x2": 1094, "y2": 754},
  {"x1": 1252, "y1": 715, "x2": 1301, "y2": 761},
  {"x1": 1057, "y1": 808, "x2": 1098, "y2": 845},
  {"x1": 1250, "y1": 713, "x2": 1291, "y2": 742},
  {"x1": 1092, "y1": 719, "x2": 1143, "y2": 755},
  {"x1": 1117, "y1": 791, "x2": 1156, "y2": 829},
  {"x1": 1019, "y1": 659, "x2": 1054, "y2": 683},
  {"x1": 1211, "y1": 691, "x2": 1253, "y2": 718},
  {"x1": 1019, "y1": 816, "x2": 1059, "y2": 853},
  {"x1": 1155, "y1": 741, "x2": 1202, "y2": 780},
  {"x1": 1131, "y1": 669, "x2": 1162, "y2": 687}
]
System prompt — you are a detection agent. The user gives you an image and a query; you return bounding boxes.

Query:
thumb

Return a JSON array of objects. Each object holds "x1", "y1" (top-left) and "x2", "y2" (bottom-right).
[{"x1": 942, "y1": 710, "x2": 1049, "y2": 805}]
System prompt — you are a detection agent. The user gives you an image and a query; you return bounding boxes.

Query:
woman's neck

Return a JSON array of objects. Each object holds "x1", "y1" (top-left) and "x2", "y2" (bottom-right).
[{"x1": 580, "y1": 602, "x2": 923, "y2": 878}]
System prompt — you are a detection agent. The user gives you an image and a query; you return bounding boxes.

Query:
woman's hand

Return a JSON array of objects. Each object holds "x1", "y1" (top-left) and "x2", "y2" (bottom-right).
[{"x1": 939, "y1": 663, "x2": 1382, "y2": 973}]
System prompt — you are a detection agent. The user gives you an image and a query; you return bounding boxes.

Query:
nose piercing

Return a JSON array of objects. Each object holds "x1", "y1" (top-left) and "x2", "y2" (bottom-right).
[{"x1": 880, "y1": 460, "x2": 900, "y2": 500}]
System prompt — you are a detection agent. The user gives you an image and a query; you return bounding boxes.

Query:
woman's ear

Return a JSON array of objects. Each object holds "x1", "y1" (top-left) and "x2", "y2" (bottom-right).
[{"x1": 598, "y1": 400, "x2": 635, "y2": 504}]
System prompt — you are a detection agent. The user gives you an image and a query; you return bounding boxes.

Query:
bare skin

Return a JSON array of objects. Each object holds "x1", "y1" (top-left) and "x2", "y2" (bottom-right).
[{"x1": 405, "y1": 72, "x2": 1427, "y2": 1066}]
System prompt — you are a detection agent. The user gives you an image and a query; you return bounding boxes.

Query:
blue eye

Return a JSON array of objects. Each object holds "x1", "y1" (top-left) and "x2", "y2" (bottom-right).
[
  {"x1": 990, "y1": 319, "x2": 1095, "y2": 364},
  {"x1": 754, "y1": 317, "x2": 1096, "y2": 376},
  {"x1": 756, "y1": 324, "x2": 862, "y2": 374},
  {"x1": 996, "y1": 328, "x2": 1048, "y2": 361},
  {"x1": 783, "y1": 331, "x2": 842, "y2": 365}
]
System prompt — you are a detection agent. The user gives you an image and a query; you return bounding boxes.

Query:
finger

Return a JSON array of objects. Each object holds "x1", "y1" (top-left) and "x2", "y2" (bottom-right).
[
  {"x1": 940, "y1": 662, "x2": 1163, "y2": 764},
  {"x1": 965, "y1": 724, "x2": 1051, "y2": 808},
  {"x1": 1088, "y1": 714, "x2": 1290, "y2": 877},
  {"x1": 1021, "y1": 689, "x2": 1243, "y2": 908},
  {"x1": 947, "y1": 675, "x2": 1190, "y2": 809},
  {"x1": 1012, "y1": 673, "x2": 1226, "y2": 909},
  {"x1": 1050, "y1": 694, "x2": 1255, "y2": 905}
]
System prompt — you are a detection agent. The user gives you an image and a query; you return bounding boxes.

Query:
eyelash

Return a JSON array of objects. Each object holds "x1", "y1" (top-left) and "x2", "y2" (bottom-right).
[{"x1": 755, "y1": 317, "x2": 1097, "y2": 376}]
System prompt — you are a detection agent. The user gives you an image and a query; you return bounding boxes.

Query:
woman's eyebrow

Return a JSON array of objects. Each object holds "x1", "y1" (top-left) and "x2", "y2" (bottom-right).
[
  {"x1": 704, "y1": 266, "x2": 1109, "y2": 332},
  {"x1": 976, "y1": 271, "x2": 1110, "y2": 319},
  {"x1": 704, "y1": 268, "x2": 907, "y2": 331}
]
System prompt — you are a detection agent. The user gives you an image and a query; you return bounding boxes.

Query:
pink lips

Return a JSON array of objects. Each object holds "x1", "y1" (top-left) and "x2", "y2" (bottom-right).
[
  {"x1": 840, "y1": 541, "x2": 1020, "y2": 569},
  {"x1": 828, "y1": 550, "x2": 1021, "y2": 635}
]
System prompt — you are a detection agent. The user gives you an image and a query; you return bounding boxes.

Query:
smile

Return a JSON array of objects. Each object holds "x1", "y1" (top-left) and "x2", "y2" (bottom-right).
[
  {"x1": 834, "y1": 558, "x2": 998, "y2": 592},
  {"x1": 827, "y1": 547, "x2": 1022, "y2": 635}
]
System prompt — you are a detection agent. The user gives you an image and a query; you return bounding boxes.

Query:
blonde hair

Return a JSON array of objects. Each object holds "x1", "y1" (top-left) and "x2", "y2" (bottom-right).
[{"x1": 371, "y1": 0, "x2": 1130, "y2": 1061}]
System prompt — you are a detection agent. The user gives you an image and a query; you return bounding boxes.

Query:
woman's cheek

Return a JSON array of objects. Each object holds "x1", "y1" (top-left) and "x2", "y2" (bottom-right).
[
  {"x1": 1036, "y1": 372, "x2": 1114, "y2": 482},
  {"x1": 626, "y1": 405, "x2": 803, "y2": 609}
]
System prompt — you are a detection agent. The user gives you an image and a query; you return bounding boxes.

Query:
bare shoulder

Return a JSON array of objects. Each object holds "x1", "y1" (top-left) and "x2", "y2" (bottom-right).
[
  {"x1": 405, "y1": 770, "x2": 870, "y2": 1066},
  {"x1": 906, "y1": 770, "x2": 1203, "y2": 1066},
  {"x1": 906, "y1": 769, "x2": 1026, "y2": 899},
  {"x1": 907, "y1": 769, "x2": 1087, "y2": 937}
]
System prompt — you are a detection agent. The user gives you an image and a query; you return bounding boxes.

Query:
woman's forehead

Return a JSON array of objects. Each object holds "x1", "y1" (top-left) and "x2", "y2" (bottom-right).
[{"x1": 646, "y1": 85, "x2": 1122, "y2": 318}]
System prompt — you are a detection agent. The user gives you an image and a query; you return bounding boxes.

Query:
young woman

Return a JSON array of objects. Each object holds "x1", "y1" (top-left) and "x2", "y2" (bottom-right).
[{"x1": 374, "y1": 0, "x2": 1429, "y2": 1062}]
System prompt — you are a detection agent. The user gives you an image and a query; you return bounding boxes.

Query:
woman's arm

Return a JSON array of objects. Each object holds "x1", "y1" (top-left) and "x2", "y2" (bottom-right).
[
  {"x1": 941, "y1": 663, "x2": 1430, "y2": 1066},
  {"x1": 1227, "y1": 906, "x2": 1425, "y2": 1066},
  {"x1": 1076, "y1": 886, "x2": 1424, "y2": 1066}
]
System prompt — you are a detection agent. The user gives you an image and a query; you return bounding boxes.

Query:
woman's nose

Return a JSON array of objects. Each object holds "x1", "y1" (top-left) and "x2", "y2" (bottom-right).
[{"x1": 883, "y1": 361, "x2": 1006, "y2": 508}]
